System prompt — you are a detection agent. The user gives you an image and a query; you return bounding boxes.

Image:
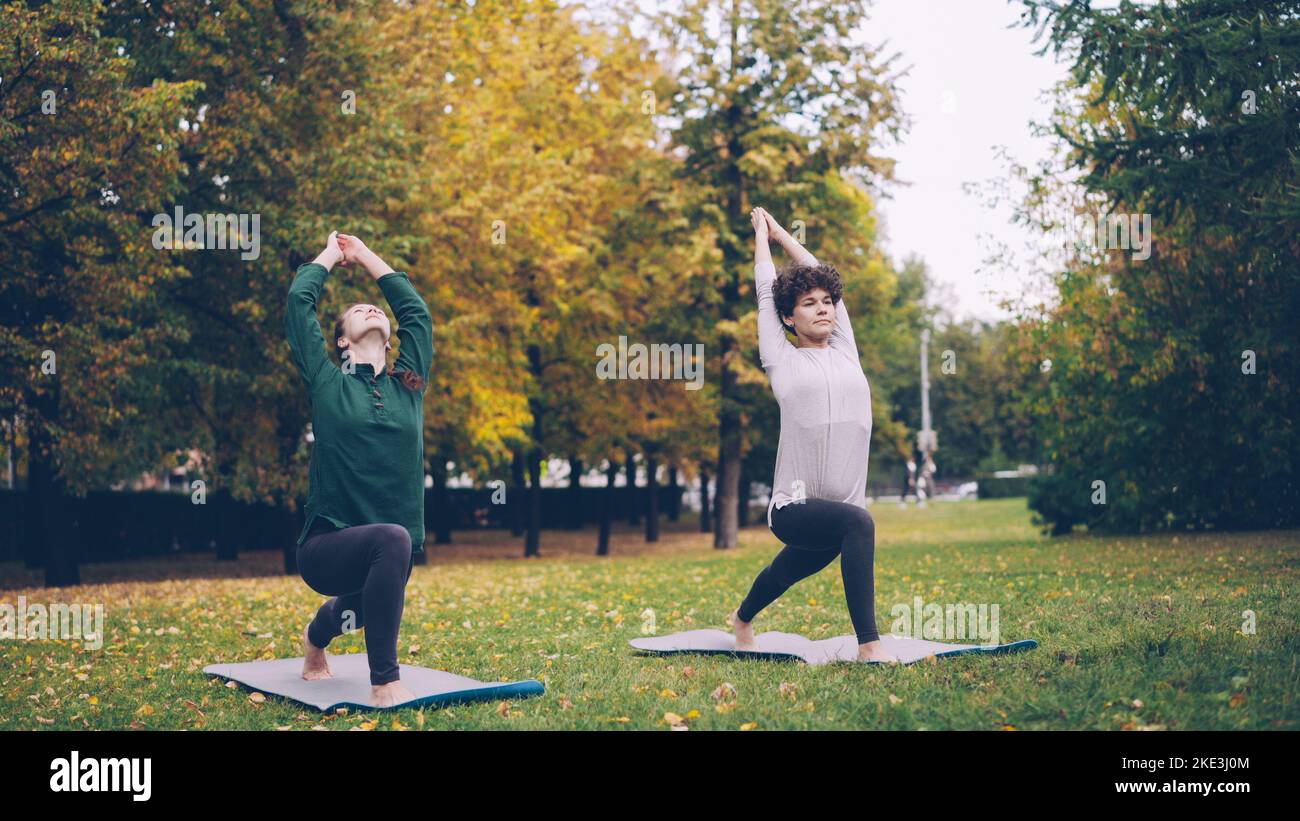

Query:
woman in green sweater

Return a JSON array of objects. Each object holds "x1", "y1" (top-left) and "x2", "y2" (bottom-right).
[{"x1": 285, "y1": 232, "x2": 433, "y2": 708}]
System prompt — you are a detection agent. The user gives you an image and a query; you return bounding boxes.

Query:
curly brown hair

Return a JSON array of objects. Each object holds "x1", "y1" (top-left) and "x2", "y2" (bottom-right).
[
  {"x1": 331, "y1": 303, "x2": 426, "y2": 391},
  {"x1": 771, "y1": 262, "x2": 844, "y2": 335}
]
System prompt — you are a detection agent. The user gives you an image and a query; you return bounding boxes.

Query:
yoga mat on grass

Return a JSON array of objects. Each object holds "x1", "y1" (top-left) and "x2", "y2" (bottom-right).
[
  {"x1": 204, "y1": 654, "x2": 545, "y2": 712},
  {"x1": 630, "y1": 629, "x2": 1038, "y2": 666}
]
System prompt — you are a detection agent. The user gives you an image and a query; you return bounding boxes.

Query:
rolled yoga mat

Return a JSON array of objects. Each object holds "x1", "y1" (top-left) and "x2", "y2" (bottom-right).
[
  {"x1": 204, "y1": 654, "x2": 545, "y2": 712},
  {"x1": 630, "y1": 629, "x2": 1038, "y2": 666}
]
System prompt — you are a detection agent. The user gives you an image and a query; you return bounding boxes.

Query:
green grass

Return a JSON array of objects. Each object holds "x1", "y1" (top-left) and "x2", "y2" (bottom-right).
[{"x1": 1, "y1": 498, "x2": 1296, "y2": 730}]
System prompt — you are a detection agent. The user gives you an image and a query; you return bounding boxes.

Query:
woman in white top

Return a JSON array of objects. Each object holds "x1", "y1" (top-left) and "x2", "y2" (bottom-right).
[{"x1": 728, "y1": 207, "x2": 896, "y2": 663}]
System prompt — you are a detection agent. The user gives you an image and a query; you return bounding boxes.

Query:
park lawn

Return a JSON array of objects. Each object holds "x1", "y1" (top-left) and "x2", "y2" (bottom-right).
[{"x1": 0, "y1": 497, "x2": 1295, "y2": 731}]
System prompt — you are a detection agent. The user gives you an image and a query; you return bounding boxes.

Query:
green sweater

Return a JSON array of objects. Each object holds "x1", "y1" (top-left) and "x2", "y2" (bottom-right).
[{"x1": 285, "y1": 262, "x2": 433, "y2": 552}]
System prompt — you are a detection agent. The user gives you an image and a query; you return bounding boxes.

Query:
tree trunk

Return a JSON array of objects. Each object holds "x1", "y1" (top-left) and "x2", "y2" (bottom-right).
[
  {"x1": 510, "y1": 448, "x2": 526, "y2": 537},
  {"x1": 38, "y1": 478, "x2": 79, "y2": 588},
  {"x1": 644, "y1": 455, "x2": 659, "y2": 542},
  {"x1": 699, "y1": 466, "x2": 712, "y2": 533},
  {"x1": 714, "y1": 410, "x2": 741, "y2": 548},
  {"x1": 22, "y1": 435, "x2": 40, "y2": 568},
  {"x1": 282, "y1": 505, "x2": 299, "y2": 575},
  {"x1": 30, "y1": 401, "x2": 80, "y2": 587},
  {"x1": 567, "y1": 456, "x2": 584, "y2": 530},
  {"x1": 4, "y1": 415, "x2": 14, "y2": 491},
  {"x1": 209, "y1": 420, "x2": 239, "y2": 561},
  {"x1": 213, "y1": 487, "x2": 239, "y2": 561},
  {"x1": 625, "y1": 452, "x2": 639, "y2": 525},
  {"x1": 743, "y1": 462, "x2": 754, "y2": 524},
  {"x1": 714, "y1": 55, "x2": 748, "y2": 548},
  {"x1": 597, "y1": 460, "x2": 615, "y2": 556},
  {"x1": 523, "y1": 291, "x2": 544, "y2": 556},
  {"x1": 525, "y1": 448, "x2": 542, "y2": 557},
  {"x1": 667, "y1": 464, "x2": 681, "y2": 521},
  {"x1": 433, "y1": 453, "x2": 452, "y2": 545}
]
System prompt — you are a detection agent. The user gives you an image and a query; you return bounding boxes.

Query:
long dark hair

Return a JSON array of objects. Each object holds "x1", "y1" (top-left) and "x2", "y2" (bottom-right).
[{"x1": 332, "y1": 304, "x2": 426, "y2": 391}]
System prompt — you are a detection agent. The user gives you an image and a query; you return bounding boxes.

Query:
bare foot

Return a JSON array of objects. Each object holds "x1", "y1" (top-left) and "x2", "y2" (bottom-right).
[
  {"x1": 729, "y1": 609, "x2": 756, "y2": 651},
  {"x1": 301, "y1": 624, "x2": 333, "y2": 680},
  {"x1": 858, "y1": 639, "x2": 899, "y2": 664},
  {"x1": 370, "y1": 680, "x2": 415, "y2": 708}
]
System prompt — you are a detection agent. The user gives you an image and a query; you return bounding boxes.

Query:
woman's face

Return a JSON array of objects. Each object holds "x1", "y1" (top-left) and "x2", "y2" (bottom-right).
[
  {"x1": 784, "y1": 287, "x2": 835, "y2": 342},
  {"x1": 336, "y1": 303, "x2": 392, "y2": 357}
]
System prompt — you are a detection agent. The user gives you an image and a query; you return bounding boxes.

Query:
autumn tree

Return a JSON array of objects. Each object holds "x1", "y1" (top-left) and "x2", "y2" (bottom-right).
[
  {"x1": 1015, "y1": 0, "x2": 1299, "y2": 532},
  {"x1": 0, "y1": 0, "x2": 196, "y2": 585}
]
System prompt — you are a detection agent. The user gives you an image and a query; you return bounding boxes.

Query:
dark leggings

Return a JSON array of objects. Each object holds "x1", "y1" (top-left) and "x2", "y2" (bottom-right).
[
  {"x1": 737, "y1": 497, "x2": 880, "y2": 644},
  {"x1": 297, "y1": 520, "x2": 415, "y2": 685}
]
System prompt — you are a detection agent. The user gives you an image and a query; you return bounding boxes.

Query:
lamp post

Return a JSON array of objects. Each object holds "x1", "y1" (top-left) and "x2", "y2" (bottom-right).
[{"x1": 917, "y1": 329, "x2": 938, "y2": 507}]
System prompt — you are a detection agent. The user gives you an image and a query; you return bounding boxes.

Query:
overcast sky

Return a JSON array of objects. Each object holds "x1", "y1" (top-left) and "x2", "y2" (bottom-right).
[{"x1": 866, "y1": 0, "x2": 1072, "y2": 322}]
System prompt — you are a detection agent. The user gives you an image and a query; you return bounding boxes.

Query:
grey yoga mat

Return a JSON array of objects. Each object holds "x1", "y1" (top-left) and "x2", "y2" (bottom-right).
[
  {"x1": 204, "y1": 654, "x2": 545, "y2": 712},
  {"x1": 630, "y1": 629, "x2": 1038, "y2": 666}
]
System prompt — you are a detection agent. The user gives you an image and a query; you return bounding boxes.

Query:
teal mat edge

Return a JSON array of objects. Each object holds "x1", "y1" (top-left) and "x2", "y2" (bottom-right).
[
  {"x1": 629, "y1": 646, "x2": 804, "y2": 662},
  {"x1": 933, "y1": 638, "x2": 1039, "y2": 659},
  {"x1": 630, "y1": 637, "x2": 1039, "y2": 666},
  {"x1": 324, "y1": 679, "x2": 546, "y2": 713},
  {"x1": 202, "y1": 665, "x2": 546, "y2": 713}
]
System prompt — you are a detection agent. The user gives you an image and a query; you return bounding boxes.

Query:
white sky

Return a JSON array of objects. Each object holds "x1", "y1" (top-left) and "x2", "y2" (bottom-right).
[{"x1": 866, "y1": 0, "x2": 1072, "y2": 321}]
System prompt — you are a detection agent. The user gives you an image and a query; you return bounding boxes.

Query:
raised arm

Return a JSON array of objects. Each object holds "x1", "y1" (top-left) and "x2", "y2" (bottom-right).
[
  {"x1": 762, "y1": 210, "x2": 856, "y2": 352},
  {"x1": 285, "y1": 233, "x2": 345, "y2": 388},
  {"x1": 752, "y1": 208, "x2": 795, "y2": 369},
  {"x1": 763, "y1": 211, "x2": 818, "y2": 268},
  {"x1": 339, "y1": 234, "x2": 433, "y2": 384}
]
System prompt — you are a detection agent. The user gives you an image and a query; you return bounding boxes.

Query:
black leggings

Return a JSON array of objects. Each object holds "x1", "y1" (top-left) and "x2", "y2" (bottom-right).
[
  {"x1": 297, "y1": 520, "x2": 415, "y2": 685},
  {"x1": 737, "y1": 498, "x2": 880, "y2": 644}
]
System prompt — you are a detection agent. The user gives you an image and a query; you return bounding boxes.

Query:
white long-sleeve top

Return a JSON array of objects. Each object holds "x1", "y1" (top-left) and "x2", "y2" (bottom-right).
[{"x1": 755, "y1": 256, "x2": 873, "y2": 528}]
